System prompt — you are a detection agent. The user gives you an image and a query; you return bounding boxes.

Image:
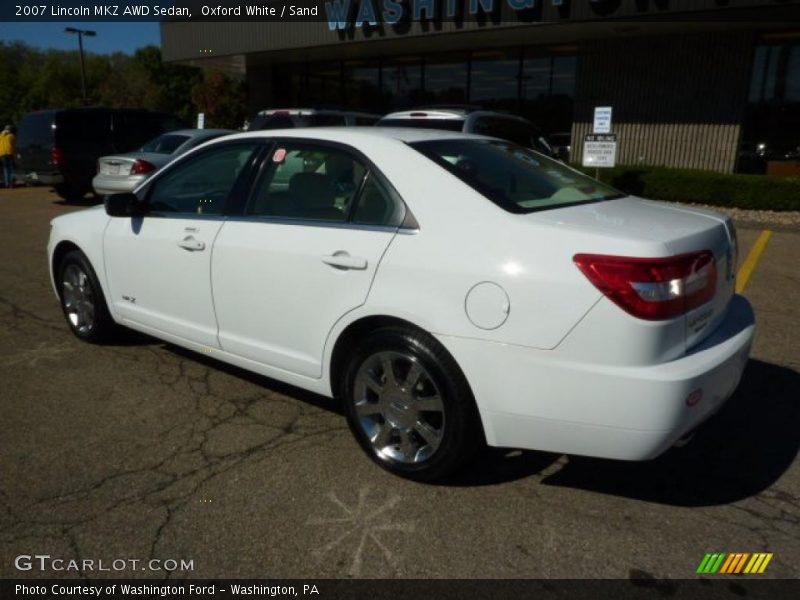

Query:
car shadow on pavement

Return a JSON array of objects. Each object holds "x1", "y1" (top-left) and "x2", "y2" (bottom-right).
[
  {"x1": 49, "y1": 190, "x2": 101, "y2": 207},
  {"x1": 164, "y1": 343, "x2": 347, "y2": 417},
  {"x1": 536, "y1": 359, "x2": 799, "y2": 506}
]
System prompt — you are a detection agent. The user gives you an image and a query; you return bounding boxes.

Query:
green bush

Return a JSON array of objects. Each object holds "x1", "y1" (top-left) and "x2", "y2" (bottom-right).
[{"x1": 575, "y1": 165, "x2": 800, "y2": 212}]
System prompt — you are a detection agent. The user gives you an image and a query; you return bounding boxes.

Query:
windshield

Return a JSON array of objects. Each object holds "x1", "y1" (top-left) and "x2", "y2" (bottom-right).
[
  {"x1": 378, "y1": 118, "x2": 465, "y2": 132},
  {"x1": 140, "y1": 134, "x2": 190, "y2": 154},
  {"x1": 410, "y1": 139, "x2": 624, "y2": 213}
]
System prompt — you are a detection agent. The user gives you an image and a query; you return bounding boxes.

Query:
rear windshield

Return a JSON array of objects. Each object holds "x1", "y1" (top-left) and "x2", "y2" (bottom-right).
[
  {"x1": 141, "y1": 134, "x2": 190, "y2": 154},
  {"x1": 378, "y1": 118, "x2": 464, "y2": 132},
  {"x1": 410, "y1": 139, "x2": 623, "y2": 213}
]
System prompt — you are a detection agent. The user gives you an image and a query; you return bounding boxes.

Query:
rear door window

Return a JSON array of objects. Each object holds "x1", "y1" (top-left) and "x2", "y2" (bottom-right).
[{"x1": 247, "y1": 143, "x2": 367, "y2": 222}]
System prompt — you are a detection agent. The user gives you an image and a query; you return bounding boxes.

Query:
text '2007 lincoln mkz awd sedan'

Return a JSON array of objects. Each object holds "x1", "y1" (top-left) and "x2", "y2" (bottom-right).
[{"x1": 47, "y1": 127, "x2": 754, "y2": 480}]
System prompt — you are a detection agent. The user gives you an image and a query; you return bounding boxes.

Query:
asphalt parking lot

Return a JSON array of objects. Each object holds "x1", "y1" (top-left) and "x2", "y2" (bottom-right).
[{"x1": 0, "y1": 186, "x2": 798, "y2": 580}]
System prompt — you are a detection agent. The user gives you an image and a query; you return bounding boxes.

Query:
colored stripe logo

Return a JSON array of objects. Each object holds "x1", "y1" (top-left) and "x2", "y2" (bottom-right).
[{"x1": 697, "y1": 553, "x2": 773, "y2": 574}]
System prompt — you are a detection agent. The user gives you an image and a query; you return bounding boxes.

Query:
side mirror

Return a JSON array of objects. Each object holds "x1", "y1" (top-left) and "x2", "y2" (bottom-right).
[{"x1": 104, "y1": 193, "x2": 142, "y2": 217}]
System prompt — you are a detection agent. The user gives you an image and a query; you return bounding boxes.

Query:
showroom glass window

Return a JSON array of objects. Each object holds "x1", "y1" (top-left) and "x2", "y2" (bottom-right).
[
  {"x1": 147, "y1": 144, "x2": 259, "y2": 215},
  {"x1": 382, "y1": 56, "x2": 424, "y2": 110},
  {"x1": 343, "y1": 60, "x2": 382, "y2": 111},
  {"x1": 740, "y1": 40, "x2": 800, "y2": 173},
  {"x1": 423, "y1": 53, "x2": 469, "y2": 104},
  {"x1": 469, "y1": 50, "x2": 521, "y2": 111}
]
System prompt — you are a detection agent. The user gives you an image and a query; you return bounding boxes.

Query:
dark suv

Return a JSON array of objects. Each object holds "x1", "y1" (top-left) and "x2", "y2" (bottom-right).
[{"x1": 16, "y1": 108, "x2": 183, "y2": 200}]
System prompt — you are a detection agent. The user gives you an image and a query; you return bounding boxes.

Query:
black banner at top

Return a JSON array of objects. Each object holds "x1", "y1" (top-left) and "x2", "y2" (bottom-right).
[{"x1": 3, "y1": 0, "x2": 800, "y2": 24}]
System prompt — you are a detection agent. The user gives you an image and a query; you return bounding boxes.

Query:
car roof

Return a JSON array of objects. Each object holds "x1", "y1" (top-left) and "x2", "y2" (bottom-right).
[
  {"x1": 381, "y1": 109, "x2": 468, "y2": 120},
  {"x1": 164, "y1": 128, "x2": 233, "y2": 137},
  {"x1": 224, "y1": 126, "x2": 489, "y2": 145},
  {"x1": 381, "y1": 108, "x2": 531, "y2": 122},
  {"x1": 256, "y1": 108, "x2": 380, "y2": 117}
]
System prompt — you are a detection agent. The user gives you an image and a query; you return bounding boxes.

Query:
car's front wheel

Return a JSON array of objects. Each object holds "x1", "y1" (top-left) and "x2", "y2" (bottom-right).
[
  {"x1": 343, "y1": 327, "x2": 481, "y2": 481},
  {"x1": 58, "y1": 250, "x2": 116, "y2": 343}
]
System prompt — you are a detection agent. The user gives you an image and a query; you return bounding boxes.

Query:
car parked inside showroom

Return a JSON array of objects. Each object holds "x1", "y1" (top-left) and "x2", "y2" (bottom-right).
[
  {"x1": 92, "y1": 128, "x2": 233, "y2": 197},
  {"x1": 47, "y1": 127, "x2": 754, "y2": 480}
]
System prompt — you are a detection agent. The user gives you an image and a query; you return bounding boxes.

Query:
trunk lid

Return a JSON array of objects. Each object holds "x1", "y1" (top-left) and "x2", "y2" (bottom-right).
[
  {"x1": 533, "y1": 196, "x2": 737, "y2": 350},
  {"x1": 97, "y1": 152, "x2": 167, "y2": 178}
]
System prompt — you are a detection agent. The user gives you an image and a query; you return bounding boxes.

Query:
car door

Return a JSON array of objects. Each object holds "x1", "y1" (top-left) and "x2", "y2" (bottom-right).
[
  {"x1": 212, "y1": 140, "x2": 406, "y2": 378},
  {"x1": 103, "y1": 141, "x2": 262, "y2": 347}
]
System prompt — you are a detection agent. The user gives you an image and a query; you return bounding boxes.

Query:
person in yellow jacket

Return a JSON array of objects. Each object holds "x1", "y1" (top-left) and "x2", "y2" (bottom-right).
[{"x1": 0, "y1": 125, "x2": 17, "y2": 188}]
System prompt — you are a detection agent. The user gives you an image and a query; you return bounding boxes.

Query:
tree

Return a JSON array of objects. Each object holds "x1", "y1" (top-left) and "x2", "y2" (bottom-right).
[{"x1": 190, "y1": 70, "x2": 247, "y2": 129}]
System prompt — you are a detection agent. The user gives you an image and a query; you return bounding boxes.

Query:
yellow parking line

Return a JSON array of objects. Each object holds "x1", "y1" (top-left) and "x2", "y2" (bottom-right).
[{"x1": 736, "y1": 230, "x2": 772, "y2": 294}]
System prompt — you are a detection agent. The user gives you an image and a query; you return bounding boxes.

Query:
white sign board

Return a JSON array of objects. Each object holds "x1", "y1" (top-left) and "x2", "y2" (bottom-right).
[
  {"x1": 582, "y1": 133, "x2": 617, "y2": 168},
  {"x1": 197, "y1": 112, "x2": 205, "y2": 129},
  {"x1": 593, "y1": 106, "x2": 612, "y2": 134}
]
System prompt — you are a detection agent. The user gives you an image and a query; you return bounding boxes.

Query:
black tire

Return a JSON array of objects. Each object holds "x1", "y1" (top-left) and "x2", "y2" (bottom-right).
[
  {"x1": 343, "y1": 326, "x2": 482, "y2": 481},
  {"x1": 57, "y1": 250, "x2": 116, "y2": 343}
]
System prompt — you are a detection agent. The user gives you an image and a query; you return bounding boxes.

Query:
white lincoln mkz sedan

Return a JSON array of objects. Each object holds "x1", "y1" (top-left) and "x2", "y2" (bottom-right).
[{"x1": 48, "y1": 128, "x2": 755, "y2": 480}]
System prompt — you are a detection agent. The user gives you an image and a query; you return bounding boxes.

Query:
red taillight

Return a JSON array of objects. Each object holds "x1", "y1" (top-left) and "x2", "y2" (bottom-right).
[
  {"x1": 573, "y1": 251, "x2": 717, "y2": 321},
  {"x1": 131, "y1": 159, "x2": 155, "y2": 175},
  {"x1": 50, "y1": 146, "x2": 64, "y2": 168}
]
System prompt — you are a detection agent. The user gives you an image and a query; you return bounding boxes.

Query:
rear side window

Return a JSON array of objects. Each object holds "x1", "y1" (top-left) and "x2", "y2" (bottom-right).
[
  {"x1": 147, "y1": 143, "x2": 258, "y2": 215},
  {"x1": 17, "y1": 113, "x2": 54, "y2": 146},
  {"x1": 351, "y1": 174, "x2": 403, "y2": 226},
  {"x1": 377, "y1": 118, "x2": 464, "y2": 132},
  {"x1": 410, "y1": 139, "x2": 623, "y2": 213}
]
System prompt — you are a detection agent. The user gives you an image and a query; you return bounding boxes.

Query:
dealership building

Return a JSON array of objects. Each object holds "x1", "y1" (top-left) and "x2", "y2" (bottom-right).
[{"x1": 161, "y1": 0, "x2": 800, "y2": 173}]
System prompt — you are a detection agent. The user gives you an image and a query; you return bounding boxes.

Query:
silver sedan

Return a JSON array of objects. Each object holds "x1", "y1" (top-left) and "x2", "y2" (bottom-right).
[{"x1": 92, "y1": 128, "x2": 233, "y2": 196}]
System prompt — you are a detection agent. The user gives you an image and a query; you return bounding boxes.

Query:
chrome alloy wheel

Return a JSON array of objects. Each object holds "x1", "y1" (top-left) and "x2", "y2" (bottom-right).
[
  {"x1": 352, "y1": 351, "x2": 445, "y2": 464},
  {"x1": 62, "y1": 264, "x2": 95, "y2": 335}
]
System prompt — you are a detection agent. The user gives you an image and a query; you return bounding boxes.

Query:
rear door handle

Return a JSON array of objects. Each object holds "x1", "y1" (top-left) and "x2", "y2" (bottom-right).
[
  {"x1": 321, "y1": 252, "x2": 368, "y2": 270},
  {"x1": 177, "y1": 236, "x2": 206, "y2": 252}
]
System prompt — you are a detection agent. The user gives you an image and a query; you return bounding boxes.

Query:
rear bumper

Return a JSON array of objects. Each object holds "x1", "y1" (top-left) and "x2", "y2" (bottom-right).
[
  {"x1": 437, "y1": 295, "x2": 755, "y2": 460},
  {"x1": 92, "y1": 174, "x2": 145, "y2": 196}
]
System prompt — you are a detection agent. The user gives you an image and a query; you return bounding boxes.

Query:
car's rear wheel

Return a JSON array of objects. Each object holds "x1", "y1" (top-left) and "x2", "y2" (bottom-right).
[
  {"x1": 58, "y1": 250, "x2": 116, "y2": 343},
  {"x1": 343, "y1": 327, "x2": 481, "y2": 481}
]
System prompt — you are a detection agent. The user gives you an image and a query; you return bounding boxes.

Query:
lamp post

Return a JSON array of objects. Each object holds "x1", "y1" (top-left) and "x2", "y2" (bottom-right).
[{"x1": 65, "y1": 27, "x2": 96, "y2": 105}]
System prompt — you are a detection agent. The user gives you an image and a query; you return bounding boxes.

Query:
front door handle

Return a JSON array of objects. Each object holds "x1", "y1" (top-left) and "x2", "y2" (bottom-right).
[
  {"x1": 321, "y1": 252, "x2": 368, "y2": 270},
  {"x1": 177, "y1": 236, "x2": 206, "y2": 252}
]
